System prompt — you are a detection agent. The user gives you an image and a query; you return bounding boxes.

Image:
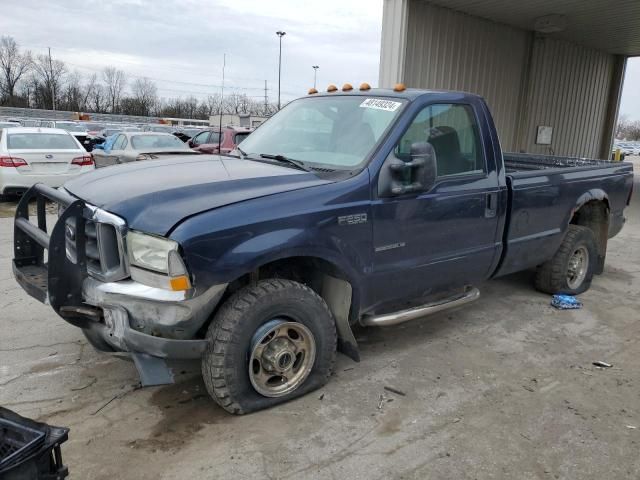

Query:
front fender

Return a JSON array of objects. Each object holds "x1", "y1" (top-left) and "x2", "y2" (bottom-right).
[{"x1": 212, "y1": 228, "x2": 365, "y2": 289}]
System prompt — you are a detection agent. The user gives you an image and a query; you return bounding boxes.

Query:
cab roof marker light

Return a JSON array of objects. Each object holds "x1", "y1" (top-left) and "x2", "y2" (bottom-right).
[
  {"x1": 327, "y1": 84, "x2": 338, "y2": 92},
  {"x1": 308, "y1": 88, "x2": 318, "y2": 95},
  {"x1": 342, "y1": 83, "x2": 353, "y2": 92},
  {"x1": 359, "y1": 82, "x2": 371, "y2": 91},
  {"x1": 393, "y1": 83, "x2": 407, "y2": 92}
]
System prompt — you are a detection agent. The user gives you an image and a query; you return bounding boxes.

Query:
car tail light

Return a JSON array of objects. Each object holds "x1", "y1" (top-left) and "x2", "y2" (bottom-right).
[
  {"x1": 72, "y1": 155, "x2": 94, "y2": 166},
  {"x1": 0, "y1": 156, "x2": 27, "y2": 167}
]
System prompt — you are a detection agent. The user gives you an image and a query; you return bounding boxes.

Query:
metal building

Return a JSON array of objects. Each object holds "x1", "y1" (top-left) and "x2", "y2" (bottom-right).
[{"x1": 379, "y1": 0, "x2": 640, "y2": 159}]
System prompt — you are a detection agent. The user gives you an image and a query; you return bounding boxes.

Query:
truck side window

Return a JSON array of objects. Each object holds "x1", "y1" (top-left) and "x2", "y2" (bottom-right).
[{"x1": 396, "y1": 104, "x2": 484, "y2": 177}]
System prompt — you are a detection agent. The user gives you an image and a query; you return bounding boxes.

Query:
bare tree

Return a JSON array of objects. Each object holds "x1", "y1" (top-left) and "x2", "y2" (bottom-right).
[
  {"x1": 616, "y1": 114, "x2": 640, "y2": 141},
  {"x1": 60, "y1": 70, "x2": 83, "y2": 111},
  {"x1": 130, "y1": 77, "x2": 158, "y2": 116},
  {"x1": 205, "y1": 93, "x2": 223, "y2": 115},
  {"x1": 103, "y1": 66, "x2": 126, "y2": 113},
  {"x1": 0, "y1": 36, "x2": 32, "y2": 106},
  {"x1": 32, "y1": 53, "x2": 66, "y2": 110},
  {"x1": 80, "y1": 72, "x2": 98, "y2": 112}
]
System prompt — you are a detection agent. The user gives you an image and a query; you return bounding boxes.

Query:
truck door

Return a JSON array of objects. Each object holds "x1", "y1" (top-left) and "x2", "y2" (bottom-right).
[{"x1": 370, "y1": 101, "x2": 501, "y2": 307}]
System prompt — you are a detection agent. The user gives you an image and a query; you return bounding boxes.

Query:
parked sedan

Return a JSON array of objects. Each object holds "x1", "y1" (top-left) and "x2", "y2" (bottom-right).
[
  {"x1": 188, "y1": 126, "x2": 253, "y2": 154},
  {"x1": 92, "y1": 132, "x2": 197, "y2": 168},
  {"x1": 0, "y1": 127, "x2": 94, "y2": 198}
]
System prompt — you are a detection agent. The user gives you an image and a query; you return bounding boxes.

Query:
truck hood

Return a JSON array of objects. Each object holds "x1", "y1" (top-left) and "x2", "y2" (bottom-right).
[{"x1": 64, "y1": 155, "x2": 332, "y2": 235}]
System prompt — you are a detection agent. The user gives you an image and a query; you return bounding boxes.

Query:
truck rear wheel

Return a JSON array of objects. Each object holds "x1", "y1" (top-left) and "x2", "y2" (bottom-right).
[
  {"x1": 201, "y1": 279, "x2": 337, "y2": 414},
  {"x1": 535, "y1": 225, "x2": 597, "y2": 295}
]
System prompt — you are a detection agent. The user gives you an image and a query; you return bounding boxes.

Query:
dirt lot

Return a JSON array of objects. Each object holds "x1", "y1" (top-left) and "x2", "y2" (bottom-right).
[{"x1": 1, "y1": 160, "x2": 639, "y2": 479}]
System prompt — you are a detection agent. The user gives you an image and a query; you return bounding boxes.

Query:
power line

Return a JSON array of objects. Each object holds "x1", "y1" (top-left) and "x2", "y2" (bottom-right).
[
  {"x1": 64, "y1": 61, "x2": 269, "y2": 92},
  {"x1": 24, "y1": 43, "x2": 306, "y2": 101},
  {"x1": 23, "y1": 42, "x2": 302, "y2": 93},
  {"x1": 22, "y1": 41, "x2": 274, "y2": 84}
]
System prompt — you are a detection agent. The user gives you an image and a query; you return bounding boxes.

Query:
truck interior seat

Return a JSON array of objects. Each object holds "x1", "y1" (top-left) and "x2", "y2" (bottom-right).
[
  {"x1": 334, "y1": 122, "x2": 375, "y2": 156},
  {"x1": 428, "y1": 126, "x2": 468, "y2": 176}
]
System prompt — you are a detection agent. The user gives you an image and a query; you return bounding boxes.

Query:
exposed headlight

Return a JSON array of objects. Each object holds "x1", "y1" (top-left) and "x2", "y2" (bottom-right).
[{"x1": 126, "y1": 230, "x2": 191, "y2": 291}]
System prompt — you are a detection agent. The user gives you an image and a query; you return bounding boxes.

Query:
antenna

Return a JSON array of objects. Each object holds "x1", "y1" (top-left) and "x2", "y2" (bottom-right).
[
  {"x1": 218, "y1": 53, "x2": 226, "y2": 149},
  {"x1": 48, "y1": 47, "x2": 56, "y2": 111}
]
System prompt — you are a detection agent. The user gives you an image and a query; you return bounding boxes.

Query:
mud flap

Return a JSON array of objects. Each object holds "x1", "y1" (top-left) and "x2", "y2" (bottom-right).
[
  {"x1": 322, "y1": 274, "x2": 360, "y2": 362},
  {"x1": 132, "y1": 353, "x2": 174, "y2": 386}
]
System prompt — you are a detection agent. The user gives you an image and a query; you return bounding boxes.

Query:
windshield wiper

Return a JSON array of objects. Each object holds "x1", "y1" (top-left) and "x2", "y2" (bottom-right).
[{"x1": 258, "y1": 153, "x2": 311, "y2": 172}]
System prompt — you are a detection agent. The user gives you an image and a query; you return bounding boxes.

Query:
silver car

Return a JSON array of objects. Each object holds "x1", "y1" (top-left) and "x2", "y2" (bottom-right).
[{"x1": 92, "y1": 132, "x2": 197, "y2": 168}]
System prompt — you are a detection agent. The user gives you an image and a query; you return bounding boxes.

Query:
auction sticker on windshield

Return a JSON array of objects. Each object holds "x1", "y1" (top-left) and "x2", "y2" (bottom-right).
[{"x1": 360, "y1": 98, "x2": 402, "y2": 112}]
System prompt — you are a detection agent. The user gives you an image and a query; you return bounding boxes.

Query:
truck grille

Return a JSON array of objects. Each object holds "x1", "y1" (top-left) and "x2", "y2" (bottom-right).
[{"x1": 64, "y1": 207, "x2": 128, "y2": 282}]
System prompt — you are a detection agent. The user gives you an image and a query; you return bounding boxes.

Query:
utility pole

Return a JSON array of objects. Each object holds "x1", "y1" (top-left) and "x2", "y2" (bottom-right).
[
  {"x1": 48, "y1": 47, "x2": 56, "y2": 111},
  {"x1": 312, "y1": 65, "x2": 319, "y2": 89},
  {"x1": 218, "y1": 53, "x2": 226, "y2": 147},
  {"x1": 264, "y1": 80, "x2": 268, "y2": 116},
  {"x1": 276, "y1": 31, "x2": 286, "y2": 110}
]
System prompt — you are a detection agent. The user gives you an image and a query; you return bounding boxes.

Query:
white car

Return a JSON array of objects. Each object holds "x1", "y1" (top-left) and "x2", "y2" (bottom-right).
[{"x1": 0, "y1": 127, "x2": 94, "y2": 197}]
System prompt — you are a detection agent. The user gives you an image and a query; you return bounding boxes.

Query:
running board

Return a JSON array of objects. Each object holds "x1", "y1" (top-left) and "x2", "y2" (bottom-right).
[{"x1": 360, "y1": 287, "x2": 480, "y2": 327}]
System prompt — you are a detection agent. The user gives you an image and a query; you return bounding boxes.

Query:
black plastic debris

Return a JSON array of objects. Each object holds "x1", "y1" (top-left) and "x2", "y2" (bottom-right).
[{"x1": 0, "y1": 407, "x2": 69, "y2": 479}]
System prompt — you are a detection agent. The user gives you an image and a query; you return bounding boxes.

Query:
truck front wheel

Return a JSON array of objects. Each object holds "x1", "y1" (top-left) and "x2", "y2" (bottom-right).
[
  {"x1": 201, "y1": 279, "x2": 337, "y2": 414},
  {"x1": 535, "y1": 225, "x2": 598, "y2": 295}
]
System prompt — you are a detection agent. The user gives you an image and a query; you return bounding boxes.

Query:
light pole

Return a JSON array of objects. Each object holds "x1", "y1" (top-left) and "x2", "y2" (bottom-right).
[
  {"x1": 276, "y1": 31, "x2": 286, "y2": 110},
  {"x1": 312, "y1": 65, "x2": 319, "y2": 89}
]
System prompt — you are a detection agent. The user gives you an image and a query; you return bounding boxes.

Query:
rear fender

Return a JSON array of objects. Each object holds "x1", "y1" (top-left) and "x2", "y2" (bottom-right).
[{"x1": 570, "y1": 190, "x2": 610, "y2": 274}]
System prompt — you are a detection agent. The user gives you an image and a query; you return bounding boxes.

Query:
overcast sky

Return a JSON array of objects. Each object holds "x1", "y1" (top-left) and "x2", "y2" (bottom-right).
[
  {"x1": 1, "y1": 0, "x2": 639, "y2": 119},
  {"x1": 0, "y1": 0, "x2": 383, "y2": 104},
  {"x1": 619, "y1": 57, "x2": 640, "y2": 121}
]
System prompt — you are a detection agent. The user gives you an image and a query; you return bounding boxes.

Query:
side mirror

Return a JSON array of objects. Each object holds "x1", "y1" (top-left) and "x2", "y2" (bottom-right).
[
  {"x1": 410, "y1": 141, "x2": 437, "y2": 190},
  {"x1": 385, "y1": 142, "x2": 437, "y2": 195}
]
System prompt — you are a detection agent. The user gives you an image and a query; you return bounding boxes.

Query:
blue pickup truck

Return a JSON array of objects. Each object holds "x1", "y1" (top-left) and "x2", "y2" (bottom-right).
[{"x1": 13, "y1": 86, "x2": 634, "y2": 414}]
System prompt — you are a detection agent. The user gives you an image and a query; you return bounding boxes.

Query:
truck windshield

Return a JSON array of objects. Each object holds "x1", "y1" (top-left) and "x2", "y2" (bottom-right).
[{"x1": 239, "y1": 96, "x2": 406, "y2": 169}]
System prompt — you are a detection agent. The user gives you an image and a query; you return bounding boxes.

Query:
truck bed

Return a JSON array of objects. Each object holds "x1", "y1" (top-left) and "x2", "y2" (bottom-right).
[
  {"x1": 504, "y1": 152, "x2": 618, "y2": 175},
  {"x1": 495, "y1": 152, "x2": 634, "y2": 277}
]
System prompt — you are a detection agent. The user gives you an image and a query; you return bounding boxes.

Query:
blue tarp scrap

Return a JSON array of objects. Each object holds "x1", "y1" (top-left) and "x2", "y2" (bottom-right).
[{"x1": 551, "y1": 294, "x2": 582, "y2": 310}]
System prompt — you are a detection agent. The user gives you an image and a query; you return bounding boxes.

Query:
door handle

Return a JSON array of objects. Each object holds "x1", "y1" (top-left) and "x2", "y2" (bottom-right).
[{"x1": 485, "y1": 192, "x2": 498, "y2": 218}]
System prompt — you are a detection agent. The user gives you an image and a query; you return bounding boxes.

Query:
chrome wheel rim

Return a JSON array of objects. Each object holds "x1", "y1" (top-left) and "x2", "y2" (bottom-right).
[
  {"x1": 249, "y1": 319, "x2": 316, "y2": 398},
  {"x1": 567, "y1": 246, "x2": 589, "y2": 289}
]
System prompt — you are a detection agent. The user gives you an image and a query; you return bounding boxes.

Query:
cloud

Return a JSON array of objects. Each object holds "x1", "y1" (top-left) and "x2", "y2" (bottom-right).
[
  {"x1": 0, "y1": 0, "x2": 383, "y2": 102},
  {"x1": 620, "y1": 57, "x2": 640, "y2": 121}
]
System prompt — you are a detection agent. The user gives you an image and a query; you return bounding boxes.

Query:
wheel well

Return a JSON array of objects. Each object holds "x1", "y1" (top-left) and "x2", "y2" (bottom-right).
[
  {"x1": 206, "y1": 256, "x2": 360, "y2": 360},
  {"x1": 222, "y1": 256, "x2": 353, "y2": 301},
  {"x1": 570, "y1": 200, "x2": 609, "y2": 274}
]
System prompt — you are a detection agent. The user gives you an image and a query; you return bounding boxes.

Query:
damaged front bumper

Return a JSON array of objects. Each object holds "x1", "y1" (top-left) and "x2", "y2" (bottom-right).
[
  {"x1": 12, "y1": 183, "x2": 226, "y2": 384},
  {"x1": 80, "y1": 277, "x2": 226, "y2": 359}
]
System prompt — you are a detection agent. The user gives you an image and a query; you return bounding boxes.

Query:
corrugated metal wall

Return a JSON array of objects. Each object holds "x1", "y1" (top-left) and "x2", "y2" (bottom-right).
[
  {"x1": 519, "y1": 37, "x2": 616, "y2": 157},
  {"x1": 380, "y1": 0, "x2": 409, "y2": 89},
  {"x1": 403, "y1": 1, "x2": 529, "y2": 150},
  {"x1": 395, "y1": 0, "x2": 620, "y2": 158}
]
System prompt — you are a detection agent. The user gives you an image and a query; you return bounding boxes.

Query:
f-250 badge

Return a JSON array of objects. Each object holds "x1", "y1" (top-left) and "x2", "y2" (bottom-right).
[{"x1": 338, "y1": 213, "x2": 368, "y2": 225}]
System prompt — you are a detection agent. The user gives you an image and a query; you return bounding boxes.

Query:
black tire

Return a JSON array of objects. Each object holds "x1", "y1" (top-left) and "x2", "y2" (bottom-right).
[
  {"x1": 202, "y1": 279, "x2": 337, "y2": 414},
  {"x1": 535, "y1": 225, "x2": 598, "y2": 295}
]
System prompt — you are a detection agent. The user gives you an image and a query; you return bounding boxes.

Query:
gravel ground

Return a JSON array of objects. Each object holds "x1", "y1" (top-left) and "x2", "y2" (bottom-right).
[{"x1": 1, "y1": 159, "x2": 639, "y2": 479}]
